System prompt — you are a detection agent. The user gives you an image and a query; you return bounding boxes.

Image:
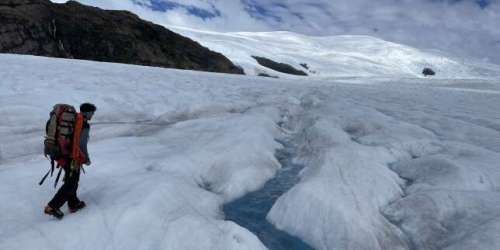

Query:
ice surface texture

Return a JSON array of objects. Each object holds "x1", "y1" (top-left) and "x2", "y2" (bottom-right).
[{"x1": 1, "y1": 54, "x2": 499, "y2": 250}]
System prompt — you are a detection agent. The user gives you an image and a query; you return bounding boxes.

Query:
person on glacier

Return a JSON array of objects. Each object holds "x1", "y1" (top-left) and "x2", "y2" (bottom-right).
[{"x1": 43, "y1": 103, "x2": 96, "y2": 219}]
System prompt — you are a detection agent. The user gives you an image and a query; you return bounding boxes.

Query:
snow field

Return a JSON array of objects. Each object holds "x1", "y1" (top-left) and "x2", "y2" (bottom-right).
[
  {"x1": 268, "y1": 94, "x2": 414, "y2": 249},
  {"x1": 170, "y1": 27, "x2": 500, "y2": 79},
  {"x1": 1, "y1": 54, "x2": 500, "y2": 250},
  {"x1": 267, "y1": 83, "x2": 500, "y2": 249},
  {"x1": 0, "y1": 54, "x2": 306, "y2": 250}
]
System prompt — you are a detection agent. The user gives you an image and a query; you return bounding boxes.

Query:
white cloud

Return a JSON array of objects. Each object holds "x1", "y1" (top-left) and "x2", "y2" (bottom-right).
[{"x1": 50, "y1": 0, "x2": 500, "y2": 64}]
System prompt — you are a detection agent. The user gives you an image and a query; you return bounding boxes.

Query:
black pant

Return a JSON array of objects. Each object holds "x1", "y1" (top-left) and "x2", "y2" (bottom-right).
[{"x1": 48, "y1": 166, "x2": 81, "y2": 209}]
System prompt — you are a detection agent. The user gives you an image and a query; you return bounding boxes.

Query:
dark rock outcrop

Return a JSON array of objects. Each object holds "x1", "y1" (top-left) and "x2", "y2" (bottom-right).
[
  {"x1": 422, "y1": 67, "x2": 436, "y2": 77},
  {"x1": 252, "y1": 56, "x2": 307, "y2": 76},
  {"x1": 300, "y1": 62, "x2": 317, "y2": 74},
  {"x1": 0, "y1": 0, "x2": 244, "y2": 74}
]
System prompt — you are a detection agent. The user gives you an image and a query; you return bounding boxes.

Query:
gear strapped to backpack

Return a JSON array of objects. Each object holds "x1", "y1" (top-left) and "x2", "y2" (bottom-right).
[{"x1": 40, "y1": 104, "x2": 77, "y2": 187}]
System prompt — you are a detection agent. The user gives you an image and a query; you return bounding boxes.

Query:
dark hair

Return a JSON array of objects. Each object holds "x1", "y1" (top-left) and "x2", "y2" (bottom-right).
[{"x1": 80, "y1": 103, "x2": 97, "y2": 112}]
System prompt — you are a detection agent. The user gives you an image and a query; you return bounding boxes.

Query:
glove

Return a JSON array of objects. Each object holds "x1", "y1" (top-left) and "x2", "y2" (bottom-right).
[{"x1": 84, "y1": 159, "x2": 92, "y2": 166}]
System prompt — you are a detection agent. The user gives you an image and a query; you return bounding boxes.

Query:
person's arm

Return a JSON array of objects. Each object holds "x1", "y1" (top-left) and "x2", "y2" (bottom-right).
[{"x1": 80, "y1": 123, "x2": 91, "y2": 165}]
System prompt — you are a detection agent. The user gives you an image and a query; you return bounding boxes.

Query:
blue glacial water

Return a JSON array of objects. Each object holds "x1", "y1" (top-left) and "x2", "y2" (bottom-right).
[{"x1": 223, "y1": 141, "x2": 314, "y2": 250}]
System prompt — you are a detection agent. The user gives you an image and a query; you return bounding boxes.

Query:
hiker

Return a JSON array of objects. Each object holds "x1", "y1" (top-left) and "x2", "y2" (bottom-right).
[{"x1": 44, "y1": 103, "x2": 96, "y2": 219}]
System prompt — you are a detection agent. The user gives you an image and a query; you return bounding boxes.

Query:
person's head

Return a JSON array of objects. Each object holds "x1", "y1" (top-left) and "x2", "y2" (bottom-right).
[{"x1": 80, "y1": 103, "x2": 97, "y2": 121}]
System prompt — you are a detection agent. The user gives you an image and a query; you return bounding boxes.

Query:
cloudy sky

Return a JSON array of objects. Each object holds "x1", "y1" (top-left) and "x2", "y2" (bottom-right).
[{"x1": 52, "y1": 0, "x2": 500, "y2": 64}]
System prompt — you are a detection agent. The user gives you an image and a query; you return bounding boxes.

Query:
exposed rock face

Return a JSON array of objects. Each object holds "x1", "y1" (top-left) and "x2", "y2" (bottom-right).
[
  {"x1": 422, "y1": 67, "x2": 436, "y2": 77},
  {"x1": 252, "y1": 56, "x2": 307, "y2": 76},
  {"x1": 0, "y1": 0, "x2": 244, "y2": 74}
]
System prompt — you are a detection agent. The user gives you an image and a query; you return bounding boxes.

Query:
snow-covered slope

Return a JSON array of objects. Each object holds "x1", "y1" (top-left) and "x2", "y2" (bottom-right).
[
  {"x1": 171, "y1": 27, "x2": 500, "y2": 79},
  {"x1": 1, "y1": 54, "x2": 499, "y2": 250}
]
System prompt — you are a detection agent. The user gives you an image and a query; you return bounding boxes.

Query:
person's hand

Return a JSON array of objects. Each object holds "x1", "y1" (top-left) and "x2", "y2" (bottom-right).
[{"x1": 84, "y1": 159, "x2": 91, "y2": 166}]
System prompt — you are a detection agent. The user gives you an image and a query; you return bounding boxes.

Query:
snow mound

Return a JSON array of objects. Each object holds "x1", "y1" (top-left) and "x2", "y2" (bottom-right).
[
  {"x1": 266, "y1": 85, "x2": 500, "y2": 249},
  {"x1": 383, "y1": 190, "x2": 500, "y2": 250}
]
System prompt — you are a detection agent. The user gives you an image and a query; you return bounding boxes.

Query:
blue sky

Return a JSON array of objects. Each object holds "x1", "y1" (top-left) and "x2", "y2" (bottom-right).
[
  {"x1": 138, "y1": 0, "x2": 493, "y2": 19},
  {"x1": 132, "y1": 0, "x2": 221, "y2": 20},
  {"x1": 51, "y1": 0, "x2": 500, "y2": 64}
]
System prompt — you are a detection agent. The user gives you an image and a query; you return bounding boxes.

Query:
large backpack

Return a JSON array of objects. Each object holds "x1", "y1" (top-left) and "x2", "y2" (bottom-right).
[{"x1": 40, "y1": 104, "x2": 77, "y2": 187}]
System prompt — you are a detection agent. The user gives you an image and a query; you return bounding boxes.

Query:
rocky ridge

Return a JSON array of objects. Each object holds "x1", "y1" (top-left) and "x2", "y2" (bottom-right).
[{"x1": 0, "y1": 0, "x2": 244, "y2": 74}]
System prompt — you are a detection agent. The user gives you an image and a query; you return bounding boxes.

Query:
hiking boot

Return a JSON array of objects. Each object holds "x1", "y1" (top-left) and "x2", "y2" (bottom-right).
[
  {"x1": 69, "y1": 201, "x2": 86, "y2": 213},
  {"x1": 44, "y1": 205, "x2": 64, "y2": 220}
]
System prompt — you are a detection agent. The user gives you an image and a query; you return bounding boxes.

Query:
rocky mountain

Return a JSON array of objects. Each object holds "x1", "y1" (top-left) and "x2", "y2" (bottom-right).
[{"x1": 0, "y1": 0, "x2": 244, "y2": 74}]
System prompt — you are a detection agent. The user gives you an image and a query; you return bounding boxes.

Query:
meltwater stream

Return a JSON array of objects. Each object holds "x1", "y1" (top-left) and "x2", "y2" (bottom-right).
[{"x1": 223, "y1": 140, "x2": 314, "y2": 250}]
